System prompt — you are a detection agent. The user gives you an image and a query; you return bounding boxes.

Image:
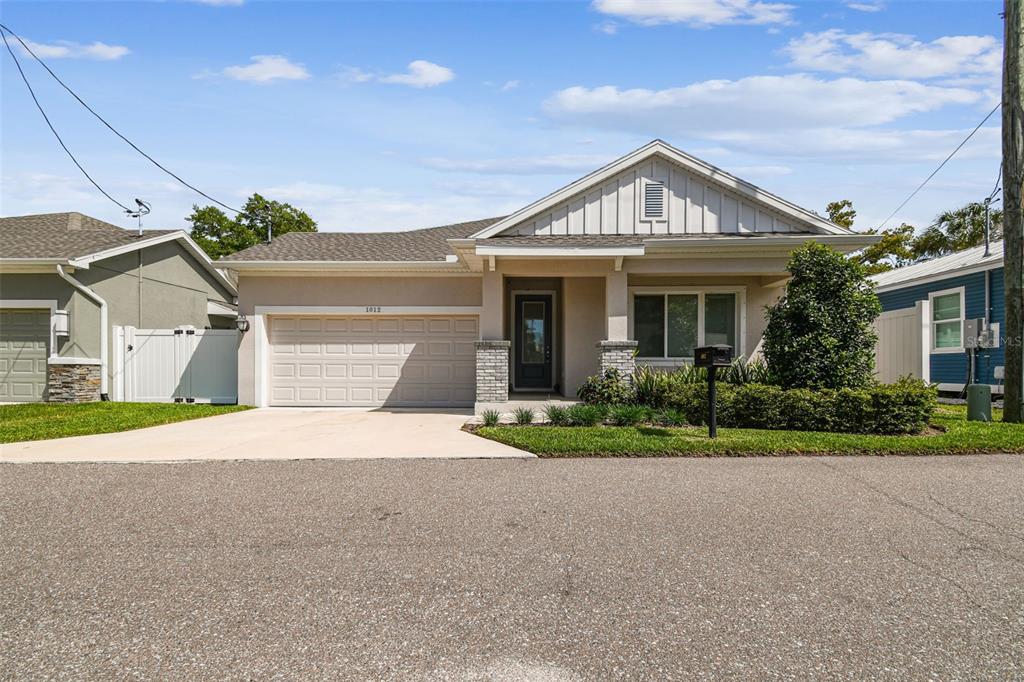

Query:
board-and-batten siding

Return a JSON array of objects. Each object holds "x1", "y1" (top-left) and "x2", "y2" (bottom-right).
[{"x1": 505, "y1": 158, "x2": 805, "y2": 237}]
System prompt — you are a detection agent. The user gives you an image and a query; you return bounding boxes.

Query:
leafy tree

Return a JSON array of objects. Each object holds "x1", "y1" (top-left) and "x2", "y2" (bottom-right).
[
  {"x1": 187, "y1": 193, "x2": 317, "y2": 259},
  {"x1": 853, "y1": 223, "x2": 916, "y2": 275},
  {"x1": 763, "y1": 242, "x2": 882, "y2": 390},
  {"x1": 911, "y1": 202, "x2": 1002, "y2": 260},
  {"x1": 826, "y1": 199, "x2": 856, "y2": 229}
]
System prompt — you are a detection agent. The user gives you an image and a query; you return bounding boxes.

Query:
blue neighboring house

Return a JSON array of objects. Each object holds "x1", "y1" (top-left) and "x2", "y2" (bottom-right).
[{"x1": 872, "y1": 241, "x2": 1005, "y2": 393}]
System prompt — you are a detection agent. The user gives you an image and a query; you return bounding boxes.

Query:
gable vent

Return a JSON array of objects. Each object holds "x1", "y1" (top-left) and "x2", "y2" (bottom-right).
[{"x1": 644, "y1": 180, "x2": 666, "y2": 219}]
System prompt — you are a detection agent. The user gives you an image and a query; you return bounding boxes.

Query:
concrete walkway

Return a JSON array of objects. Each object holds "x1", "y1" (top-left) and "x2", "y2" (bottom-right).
[{"x1": 0, "y1": 408, "x2": 533, "y2": 463}]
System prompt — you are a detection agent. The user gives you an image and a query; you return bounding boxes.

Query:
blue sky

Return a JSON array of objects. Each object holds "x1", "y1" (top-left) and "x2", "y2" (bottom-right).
[{"x1": 0, "y1": 0, "x2": 1005, "y2": 233}]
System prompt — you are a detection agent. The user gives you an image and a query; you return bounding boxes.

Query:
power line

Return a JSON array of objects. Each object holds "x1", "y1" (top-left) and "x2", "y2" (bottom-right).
[
  {"x1": 0, "y1": 22, "x2": 242, "y2": 215},
  {"x1": 0, "y1": 27, "x2": 130, "y2": 212},
  {"x1": 877, "y1": 102, "x2": 1000, "y2": 231}
]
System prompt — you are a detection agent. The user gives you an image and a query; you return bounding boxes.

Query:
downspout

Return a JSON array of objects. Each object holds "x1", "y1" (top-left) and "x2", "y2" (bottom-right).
[{"x1": 56, "y1": 264, "x2": 109, "y2": 400}]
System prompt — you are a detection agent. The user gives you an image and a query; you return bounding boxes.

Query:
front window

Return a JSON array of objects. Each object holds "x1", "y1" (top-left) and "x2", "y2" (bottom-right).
[
  {"x1": 931, "y1": 290, "x2": 963, "y2": 351},
  {"x1": 634, "y1": 291, "x2": 739, "y2": 359}
]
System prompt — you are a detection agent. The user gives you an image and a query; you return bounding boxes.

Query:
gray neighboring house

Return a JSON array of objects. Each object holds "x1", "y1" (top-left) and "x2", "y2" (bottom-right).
[{"x1": 0, "y1": 212, "x2": 237, "y2": 403}]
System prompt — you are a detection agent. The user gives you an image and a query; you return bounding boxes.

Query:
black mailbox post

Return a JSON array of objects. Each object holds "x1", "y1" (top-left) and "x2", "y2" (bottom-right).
[{"x1": 693, "y1": 344, "x2": 734, "y2": 438}]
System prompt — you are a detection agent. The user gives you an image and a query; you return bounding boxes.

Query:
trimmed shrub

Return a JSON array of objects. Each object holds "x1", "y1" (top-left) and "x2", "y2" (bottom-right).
[
  {"x1": 512, "y1": 407, "x2": 535, "y2": 426},
  {"x1": 565, "y1": 404, "x2": 606, "y2": 426},
  {"x1": 481, "y1": 409, "x2": 501, "y2": 427},
  {"x1": 577, "y1": 368, "x2": 634, "y2": 405},
  {"x1": 763, "y1": 242, "x2": 882, "y2": 389},
  {"x1": 729, "y1": 384, "x2": 786, "y2": 430},
  {"x1": 777, "y1": 388, "x2": 833, "y2": 432},
  {"x1": 544, "y1": 404, "x2": 569, "y2": 426},
  {"x1": 607, "y1": 404, "x2": 650, "y2": 426},
  {"x1": 664, "y1": 380, "x2": 936, "y2": 435},
  {"x1": 866, "y1": 376, "x2": 937, "y2": 435}
]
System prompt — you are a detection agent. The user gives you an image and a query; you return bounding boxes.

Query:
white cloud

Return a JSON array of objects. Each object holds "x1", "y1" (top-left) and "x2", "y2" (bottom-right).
[
  {"x1": 420, "y1": 153, "x2": 614, "y2": 175},
  {"x1": 499, "y1": 80, "x2": 520, "y2": 92},
  {"x1": 379, "y1": 60, "x2": 455, "y2": 88},
  {"x1": 844, "y1": 0, "x2": 884, "y2": 11},
  {"x1": 594, "y1": 21, "x2": 619, "y2": 34},
  {"x1": 783, "y1": 30, "x2": 1001, "y2": 79},
  {"x1": 192, "y1": 0, "x2": 244, "y2": 4},
  {"x1": 20, "y1": 39, "x2": 129, "y2": 61},
  {"x1": 339, "y1": 60, "x2": 455, "y2": 88},
  {"x1": 544, "y1": 75, "x2": 980, "y2": 134},
  {"x1": 222, "y1": 55, "x2": 310, "y2": 83},
  {"x1": 708, "y1": 126, "x2": 1000, "y2": 162},
  {"x1": 593, "y1": 0, "x2": 795, "y2": 28}
]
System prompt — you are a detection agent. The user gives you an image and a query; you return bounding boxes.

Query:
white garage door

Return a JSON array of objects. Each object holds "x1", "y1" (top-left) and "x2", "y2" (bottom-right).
[
  {"x1": 0, "y1": 309, "x2": 49, "y2": 402},
  {"x1": 269, "y1": 315, "x2": 478, "y2": 407}
]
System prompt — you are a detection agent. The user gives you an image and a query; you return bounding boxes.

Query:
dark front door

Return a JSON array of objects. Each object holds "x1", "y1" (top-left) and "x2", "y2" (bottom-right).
[{"x1": 514, "y1": 293, "x2": 553, "y2": 389}]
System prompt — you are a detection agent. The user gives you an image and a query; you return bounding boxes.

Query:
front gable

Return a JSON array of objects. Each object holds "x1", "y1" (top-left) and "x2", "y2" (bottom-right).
[{"x1": 472, "y1": 140, "x2": 845, "y2": 240}]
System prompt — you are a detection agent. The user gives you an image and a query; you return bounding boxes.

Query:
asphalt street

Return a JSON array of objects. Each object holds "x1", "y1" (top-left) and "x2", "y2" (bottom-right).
[{"x1": 2, "y1": 455, "x2": 1022, "y2": 680}]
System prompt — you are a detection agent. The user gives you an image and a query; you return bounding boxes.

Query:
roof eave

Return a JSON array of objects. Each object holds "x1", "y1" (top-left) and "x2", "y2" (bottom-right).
[
  {"x1": 643, "y1": 233, "x2": 881, "y2": 255},
  {"x1": 221, "y1": 259, "x2": 470, "y2": 273}
]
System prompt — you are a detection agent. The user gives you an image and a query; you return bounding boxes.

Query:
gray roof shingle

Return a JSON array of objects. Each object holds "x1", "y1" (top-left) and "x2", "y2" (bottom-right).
[
  {"x1": 219, "y1": 217, "x2": 504, "y2": 262},
  {"x1": 0, "y1": 212, "x2": 175, "y2": 260}
]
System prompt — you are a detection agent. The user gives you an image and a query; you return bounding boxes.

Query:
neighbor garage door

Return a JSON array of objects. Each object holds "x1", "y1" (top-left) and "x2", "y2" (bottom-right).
[
  {"x1": 268, "y1": 315, "x2": 477, "y2": 407},
  {"x1": 0, "y1": 309, "x2": 49, "y2": 402}
]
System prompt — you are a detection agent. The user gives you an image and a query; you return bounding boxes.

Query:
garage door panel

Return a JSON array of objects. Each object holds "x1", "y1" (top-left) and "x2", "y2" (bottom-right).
[
  {"x1": 268, "y1": 314, "x2": 477, "y2": 407},
  {"x1": 1, "y1": 308, "x2": 49, "y2": 402}
]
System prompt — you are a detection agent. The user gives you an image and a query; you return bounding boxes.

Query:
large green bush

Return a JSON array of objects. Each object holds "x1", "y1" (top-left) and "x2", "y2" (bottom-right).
[
  {"x1": 763, "y1": 242, "x2": 882, "y2": 389},
  {"x1": 664, "y1": 378, "x2": 935, "y2": 435}
]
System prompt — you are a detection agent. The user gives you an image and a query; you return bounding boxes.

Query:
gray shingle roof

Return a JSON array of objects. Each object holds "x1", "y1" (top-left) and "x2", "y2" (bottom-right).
[
  {"x1": 219, "y1": 217, "x2": 504, "y2": 262},
  {"x1": 0, "y1": 212, "x2": 175, "y2": 260},
  {"x1": 217, "y1": 216, "x2": 812, "y2": 263}
]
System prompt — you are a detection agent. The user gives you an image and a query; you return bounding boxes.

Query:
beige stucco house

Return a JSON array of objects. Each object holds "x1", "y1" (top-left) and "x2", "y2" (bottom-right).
[
  {"x1": 222, "y1": 141, "x2": 876, "y2": 410},
  {"x1": 0, "y1": 213, "x2": 237, "y2": 402}
]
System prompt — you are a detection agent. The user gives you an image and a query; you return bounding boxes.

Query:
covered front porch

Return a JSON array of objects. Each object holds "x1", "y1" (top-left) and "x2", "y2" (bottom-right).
[{"x1": 471, "y1": 248, "x2": 793, "y2": 411}]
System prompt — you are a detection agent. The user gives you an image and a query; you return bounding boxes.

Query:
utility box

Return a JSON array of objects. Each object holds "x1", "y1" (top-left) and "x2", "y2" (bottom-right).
[
  {"x1": 965, "y1": 319, "x2": 1000, "y2": 349},
  {"x1": 967, "y1": 384, "x2": 992, "y2": 422},
  {"x1": 694, "y1": 344, "x2": 734, "y2": 368}
]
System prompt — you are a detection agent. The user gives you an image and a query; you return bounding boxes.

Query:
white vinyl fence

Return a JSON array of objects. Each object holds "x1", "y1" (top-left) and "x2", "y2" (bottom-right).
[
  {"x1": 873, "y1": 300, "x2": 930, "y2": 384},
  {"x1": 114, "y1": 326, "x2": 238, "y2": 403}
]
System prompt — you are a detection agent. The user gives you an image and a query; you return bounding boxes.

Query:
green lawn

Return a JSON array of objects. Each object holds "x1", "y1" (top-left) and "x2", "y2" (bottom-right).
[
  {"x1": 0, "y1": 402, "x2": 251, "y2": 444},
  {"x1": 476, "y1": 405, "x2": 1024, "y2": 457}
]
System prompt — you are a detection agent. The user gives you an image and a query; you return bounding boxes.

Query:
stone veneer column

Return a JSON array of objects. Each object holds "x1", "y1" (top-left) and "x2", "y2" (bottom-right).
[
  {"x1": 596, "y1": 340, "x2": 638, "y2": 378},
  {"x1": 475, "y1": 340, "x2": 511, "y2": 403},
  {"x1": 46, "y1": 361, "x2": 102, "y2": 403}
]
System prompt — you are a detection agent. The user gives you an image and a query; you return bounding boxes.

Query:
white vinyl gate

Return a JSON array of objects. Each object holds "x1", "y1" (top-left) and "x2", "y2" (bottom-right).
[
  {"x1": 874, "y1": 300, "x2": 930, "y2": 384},
  {"x1": 115, "y1": 326, "x2": 238, "y2": 403}
]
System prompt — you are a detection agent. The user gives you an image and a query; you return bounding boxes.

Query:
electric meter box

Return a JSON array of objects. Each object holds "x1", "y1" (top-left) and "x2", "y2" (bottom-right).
[{"x1": 965, "y1": 318, "x2": 1000, "y2": 349}]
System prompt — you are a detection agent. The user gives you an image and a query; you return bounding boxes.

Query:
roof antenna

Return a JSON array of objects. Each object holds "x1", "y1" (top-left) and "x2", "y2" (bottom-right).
[{"x1": 126, "y1": 198, "x2": 151, "y2": 237}]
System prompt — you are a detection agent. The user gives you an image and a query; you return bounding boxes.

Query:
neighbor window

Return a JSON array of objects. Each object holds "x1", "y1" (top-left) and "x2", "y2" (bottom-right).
[
  {"x1": 633, "y1": 291, "x2": 739, "y2": 359},
  {"x1": 930, "y1": 289, "x2": 964, "y2": 351}
]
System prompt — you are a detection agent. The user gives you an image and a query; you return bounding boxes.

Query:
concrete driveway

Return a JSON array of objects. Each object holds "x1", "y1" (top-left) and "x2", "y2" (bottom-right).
[{"x1": 0, "y1": 408, "x2": 531, "y2": 463}]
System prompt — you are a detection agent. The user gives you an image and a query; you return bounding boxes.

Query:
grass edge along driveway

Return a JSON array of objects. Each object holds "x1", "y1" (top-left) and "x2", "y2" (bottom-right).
[
  {"x1": 476, "y1": 406, "x2": 1024, "y2": 457},
  {"x1": 0, "y1": 402, "x2": 251, "y2": 444}
]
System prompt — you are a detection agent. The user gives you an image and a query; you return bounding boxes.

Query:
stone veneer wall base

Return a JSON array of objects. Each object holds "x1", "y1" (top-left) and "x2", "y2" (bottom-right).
[
  {"x1": 475, "y1": 340, "x2": 511, "y2": 404},
  {"x1": 596, "y1": 340, "x2": 638, "y2": 378},
  {"x1": 47, "y1": 362, "x2": 102, "y2": 403}
]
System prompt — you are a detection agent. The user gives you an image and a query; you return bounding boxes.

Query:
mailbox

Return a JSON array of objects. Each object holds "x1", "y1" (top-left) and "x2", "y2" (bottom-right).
[
  {"x1": 694, "y1": 344, "x2": 733, "y2": 368},
  {"x1": 694, "y1": 344, "x2": 733, "y2": 439}
]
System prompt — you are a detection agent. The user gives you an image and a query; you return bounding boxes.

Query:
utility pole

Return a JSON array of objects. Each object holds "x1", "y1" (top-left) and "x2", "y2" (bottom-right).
[{"x1": 1003, "y1": 0, "x2": 1024, "y2": 422}]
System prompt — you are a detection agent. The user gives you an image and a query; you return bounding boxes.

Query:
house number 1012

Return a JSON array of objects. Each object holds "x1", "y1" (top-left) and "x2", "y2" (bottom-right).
[{"x1": 365, "y1": 306, "x2": 382, "y2": 313}]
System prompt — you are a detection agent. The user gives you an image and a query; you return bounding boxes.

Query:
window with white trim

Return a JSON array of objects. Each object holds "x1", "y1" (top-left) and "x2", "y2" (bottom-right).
[
  {"x1": 633, "y1": 291, "x2": 738, "y2": 359},
  {"x1": 929, "y1": 288, "x2": 964, "y2": 352}
]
